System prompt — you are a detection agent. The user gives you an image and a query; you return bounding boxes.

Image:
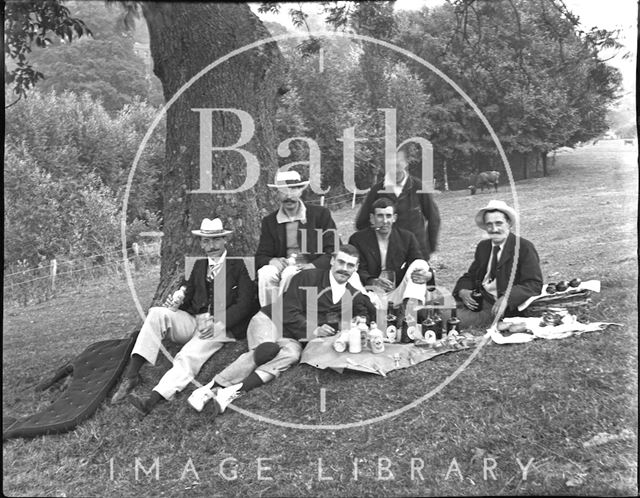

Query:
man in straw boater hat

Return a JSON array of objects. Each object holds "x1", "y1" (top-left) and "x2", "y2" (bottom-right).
[
  {"x1": 255, "y1": 170, "x2": 340, "y2": 306},
  {"x1": 111, "y1": 218, "x2": 258, "y2": 416},
  {"x1": 453, "y1": 200, "x2": 543, "y2": 328}
]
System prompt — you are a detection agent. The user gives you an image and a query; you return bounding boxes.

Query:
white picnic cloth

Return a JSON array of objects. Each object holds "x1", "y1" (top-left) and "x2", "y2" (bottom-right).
[
  {"x1": 487, "y1": 313, "x2": 620, "y2": 344},
  {"x1": 517, "y1": 280, "x2": 601, "y2": 312}
]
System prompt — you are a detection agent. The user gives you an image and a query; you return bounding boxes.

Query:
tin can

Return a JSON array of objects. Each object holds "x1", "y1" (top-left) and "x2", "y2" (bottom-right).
[
  {"x1": 368, "y1": 329, "x2": 385, "y2": 354},
  {"x1": 333, "y1": 331, "x2": 348, "y2": 353}
]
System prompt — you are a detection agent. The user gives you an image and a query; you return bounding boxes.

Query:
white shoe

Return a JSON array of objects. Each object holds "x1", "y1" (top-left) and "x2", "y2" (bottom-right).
[
  {"x1": 187, "y1": 386, "x2": 216, "y2": 413},
  {"x1": 213, "y1": 384, "x2": 243, "y2": 413}
]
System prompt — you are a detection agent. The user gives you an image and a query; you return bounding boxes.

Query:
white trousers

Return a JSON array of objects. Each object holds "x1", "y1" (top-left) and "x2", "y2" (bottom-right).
[
  {"x1": 131, "y1": 306, "x2": 232, "y2": 400},
  {"x1": 213, "y1": 311, "x2": 302, "y2": 387}
]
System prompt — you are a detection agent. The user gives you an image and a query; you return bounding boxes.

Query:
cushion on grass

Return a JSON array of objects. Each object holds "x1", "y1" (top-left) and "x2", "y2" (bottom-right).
[{"x1": 3, "y1": 330, "x2": 139, "y2": 440}]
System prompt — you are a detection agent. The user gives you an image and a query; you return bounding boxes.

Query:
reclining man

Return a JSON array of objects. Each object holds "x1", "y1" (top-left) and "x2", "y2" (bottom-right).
[
  {"x1": 349, "y1": 197, "x2": 435, "y2": 311},
  {"x1": 188, "y1": 244, "x2": 376, "y2": 415},
  {"x1": 452, "y1": 200, "x2": 543, "y2": 328},
  {"x1": 111, "y1": 218, "x2": 258, "y2": 415},
  {"x1": 255, "y1": 170, "x2": 339, "y2": 306}
]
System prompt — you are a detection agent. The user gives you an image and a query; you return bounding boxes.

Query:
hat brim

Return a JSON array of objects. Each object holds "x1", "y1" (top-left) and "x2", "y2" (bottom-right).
[
  {"x1": 191, "y1": 229, "x2": 233, "y2": 238},
  {"x1": 475, "y1": 207, "x2": 518, "y2": 229},
  {"x1": 267, "y1": 181, "x2": 310, "y2": 189}
]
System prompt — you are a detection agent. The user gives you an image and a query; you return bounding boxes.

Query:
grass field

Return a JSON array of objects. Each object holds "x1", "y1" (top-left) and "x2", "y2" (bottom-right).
[{"x1": 3, "y1": 140, "x2": 637, "y2": 497}]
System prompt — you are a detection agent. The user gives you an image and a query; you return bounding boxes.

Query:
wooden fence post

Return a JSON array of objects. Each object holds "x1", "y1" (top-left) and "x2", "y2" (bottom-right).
[{"x1": 50, "y1": 259, "x2": 57, "y2": 291}]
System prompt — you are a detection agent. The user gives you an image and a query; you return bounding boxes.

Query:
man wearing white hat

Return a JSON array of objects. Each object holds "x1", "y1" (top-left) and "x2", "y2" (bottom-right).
[
  {"x1": 255, "y1": 170, "x2": 339, "y2": 306},
  {"x1": 452, "y1": 200, "x2": 543, "y2": 328},
  {"x1": 111, "y1": 218, "x2": 258, "y2": 415}
]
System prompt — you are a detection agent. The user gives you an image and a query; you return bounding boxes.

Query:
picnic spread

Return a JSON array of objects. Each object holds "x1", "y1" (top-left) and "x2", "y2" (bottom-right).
[{"x1": 301, "y1": 279, "x2": 620, "y2": 374}]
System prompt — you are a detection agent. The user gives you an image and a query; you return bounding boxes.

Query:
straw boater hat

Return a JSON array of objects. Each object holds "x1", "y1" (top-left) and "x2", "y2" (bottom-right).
[
  {"x1": 191, "y1": 218, "x2": 233, "y2": 237},
  {"x1": 475, "y1": 200, "x2": 518, "y2": 229},
  {"x1": 267, "y1": 170, "x2": 310, "y2": 189}
]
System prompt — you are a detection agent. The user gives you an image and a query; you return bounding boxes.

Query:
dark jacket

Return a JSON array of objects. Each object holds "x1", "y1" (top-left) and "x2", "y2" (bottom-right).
[
  {"x1": 452, "y1": 233, "x2": 543, "y2": 313},
  {"x1": 348, "y1": 226, "x2": 435, "y2": 287},
  {"x1": 180, "y1": 258, "x2": 258, "y2": 339},
  {"x1": 263, "y1": 269, "x2": 376, "y2": 341},
  {"x1": 255, "y1": 203, "x2": 338, "y2": 271},
  {"x1": 355, "y1": 175, "x2": 441, "y2": 259}
]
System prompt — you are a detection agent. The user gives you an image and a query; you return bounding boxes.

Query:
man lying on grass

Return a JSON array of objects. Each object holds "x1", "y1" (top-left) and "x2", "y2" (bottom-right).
[
  {"x1": 111, "y1": 218, "x2": 258, "y2": 416},
  {"x1": 452, "y1": 200, "x2": 543, "y2": 328},
  {"x1": 187, "y1": 244, "x2": 377, "y2": 416}
]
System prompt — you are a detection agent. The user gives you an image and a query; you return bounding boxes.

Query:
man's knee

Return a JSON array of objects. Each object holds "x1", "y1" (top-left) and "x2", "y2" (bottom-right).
[
  {"x1": 253, "y1": 342, "x2": 281, "y2": 366},
  {"x1": 258, "y1": 264, "x2": 281, "y2": 282},
  {"x1": 247, "y1": 312, "x2": 280, "y2": 349}
]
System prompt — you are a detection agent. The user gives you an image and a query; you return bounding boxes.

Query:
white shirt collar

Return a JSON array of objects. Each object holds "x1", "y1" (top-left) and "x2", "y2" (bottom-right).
[
  {"x1": 207, "y1": 250, "x2": 227, "y2": 268},
  {"x1": 276, "y1": 200, "x2": 307, "y2": 224},
  {"x1": 328, "y1": 270, "x2": 347, "y2": 304},
  {"x1": 383, "y1": 171, "x2": 409, "y2": 196}
]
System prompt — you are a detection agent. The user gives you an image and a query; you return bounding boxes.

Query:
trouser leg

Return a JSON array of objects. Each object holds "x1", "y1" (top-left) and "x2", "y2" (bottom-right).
[
  {"x1": 131, "y1": 307, "x2": 197, "y2": 365},
  {"x1": 153, "y1": 336, "x2": 226, "y2": 400},
  {"x1": 257, "y1": 264, "x2": 281, "y2": 307}
]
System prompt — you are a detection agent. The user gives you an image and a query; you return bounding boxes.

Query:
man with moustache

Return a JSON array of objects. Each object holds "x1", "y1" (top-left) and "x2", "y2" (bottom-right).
[
  {"x1": 255, "y1": 170, "x2": 338, "y2": 306},
  {"x1": 356, "y1": 148, "x2": 440, "y2": 262},
  {"x1": 111, "y1": 218, "x2": 257, "y2": 415},
  {"x1": 187, "y1": 244, "x2": 376, "y2": 415},
  {"x1": 453, "y1": 200, "x2": 543, "y2": 328},
  {"x1": 349, "y1": 197, "x2": 434, "y2": 307}
]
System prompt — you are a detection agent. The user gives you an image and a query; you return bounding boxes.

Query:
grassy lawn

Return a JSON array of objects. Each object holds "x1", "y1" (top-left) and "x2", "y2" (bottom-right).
[{"x1": 3, "y1": 140, "x2": 637, "y2": 497}]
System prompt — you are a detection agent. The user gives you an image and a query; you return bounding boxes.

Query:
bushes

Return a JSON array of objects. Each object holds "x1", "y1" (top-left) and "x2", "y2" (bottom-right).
[{"x1": 4, "y1": 89, "x2": 164, "y2": 270}]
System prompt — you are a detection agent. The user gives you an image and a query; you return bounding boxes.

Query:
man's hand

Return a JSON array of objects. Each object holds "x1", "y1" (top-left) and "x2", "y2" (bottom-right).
[
  {"x1": 459, "y1": 289, "x2": 479, "y2": 311},
  {"x1": 491, "y1": 296, "x2": 505, "y2": 317},
  {"x1": 410, "y1": 267, "x2": 432, "y2": 284},
  {"x1": 269, "y1": 257, "x2": 288, "y2": 272},
  {"x1": 372, "y1": 277, "x2": 395, "y2": 292},
  {"x1": 163, "y1": 296, "x2": 176, "y2": 308},
  {"x1": 199, "y1": 320, "x2": 225, "y2": 339},
  {"x1": 313, "y1": 324, "x2": 337, "y2": 337}
]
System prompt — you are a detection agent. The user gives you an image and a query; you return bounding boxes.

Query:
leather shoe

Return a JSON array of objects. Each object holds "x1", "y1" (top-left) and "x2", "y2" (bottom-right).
[
  {"x1": 111, "y1": 375, "x2": 141, "y2": 404},
  {"x1": 128, "y1": 393, "x2": 151, "y2": 418}
]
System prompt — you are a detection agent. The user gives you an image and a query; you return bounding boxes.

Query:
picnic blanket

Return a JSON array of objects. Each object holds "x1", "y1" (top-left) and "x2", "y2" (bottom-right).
[
  {"x1": 300, "y1": 335, "x2": 480, "y2": 376},
  {"x1": 518, "y1": 279, "x2": 600, "y2": 312},
  {"x1": 3, "y1": 330, "x2": 138, "y2": 440},
  {"x1": 488, "y1": 314, "x2": 621, "y2": 344}
]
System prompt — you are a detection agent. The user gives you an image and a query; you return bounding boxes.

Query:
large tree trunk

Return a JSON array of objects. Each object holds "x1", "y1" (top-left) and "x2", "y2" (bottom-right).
[
  {"x1": 141, "y1": 3, "x2": 285, "y2": 304},
  {"x1": 542, "y1": 151, "x2": 548, "y2": 176}
]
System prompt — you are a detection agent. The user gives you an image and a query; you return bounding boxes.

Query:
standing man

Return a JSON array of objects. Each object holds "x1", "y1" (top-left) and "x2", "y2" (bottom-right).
[
  {"x1": 255, "y1": 170, "x2": 339, "y2": 306},
  {"x1": 453, "y1": 200, "x2": 543, "y2": 328},
  {"x1": 111, "y1": 218, "x2": 258, "y2": 415},
  {"x1": 187, "y1": 244, "x2": 376, "y2": 415},
  {"x1": 349, "y1": 197, "x2": 434, "y2": 306},
  {"x1": 355, "y1": 148, "x2": 440, "y2": 261}
]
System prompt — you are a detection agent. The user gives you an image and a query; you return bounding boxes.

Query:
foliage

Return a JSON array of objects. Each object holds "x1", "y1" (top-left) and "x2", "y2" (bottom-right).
[
  {"x1": 4, "y1": 90, "x2": 164, "y2": 267},
  {"x1": 4, "y1": 0, "x2": 92, "y2": 103}
]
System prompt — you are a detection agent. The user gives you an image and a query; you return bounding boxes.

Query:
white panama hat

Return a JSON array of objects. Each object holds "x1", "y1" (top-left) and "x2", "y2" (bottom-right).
[
  {"x1": 191, "y1": 218, "x2": 233, "y2": 237},
  {"x1": 474, "y1": 200, "x2": 518, "y2": 229},
  {"x1": 267, "y1": 170, "x2": 310, "y2": 189}
]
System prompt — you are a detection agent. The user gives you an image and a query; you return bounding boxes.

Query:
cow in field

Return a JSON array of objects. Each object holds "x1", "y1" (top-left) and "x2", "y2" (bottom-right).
[
  {"x1": 624, "y1": 139, "x2": 634, "y2": 145},
  {"x1": 468, "y1": 170, "x2": 500, "y2": 195}
]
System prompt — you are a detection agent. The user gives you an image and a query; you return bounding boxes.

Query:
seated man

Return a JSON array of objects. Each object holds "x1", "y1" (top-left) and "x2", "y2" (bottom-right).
[
  {"x1": 452, "y1": 200, "x2": 543, "y2": 328},
  {"x1": 187, "y1": 244, "x2": 376, "y2": 415},
  {"x1": 255, "y1": 170, "x2": 339, "y2": 306},
  {"x1": 111, "y1": 218, "x2": 258, "y2": 415},
  {"x1": 349, "y1": 197, "x2": 434, "y2": 308}
]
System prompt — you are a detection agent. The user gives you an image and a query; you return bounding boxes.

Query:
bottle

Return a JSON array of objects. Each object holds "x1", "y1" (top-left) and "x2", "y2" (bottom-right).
[
  {"x1": 333, "y1": 331, "x2": 348, "y2": 353},
  {"x1": 357, "y1": 318, "x2": 369, "y2": 349},
  {"x1": 385, "y1": 314, "x2": 396, "y2": 342},
  {"x1": 446, "y1": 310, "x2": 461, "y2": 335},
  {"x1": 432, "y1": 312, "x2": 443, "y2": 339},
  {"x1": 421, "y1": 314, "x2": 437, "y2": 344},
  {"x1": 348, "y1": 324, "x2": 362, "y2": 353},
  {"x1": 405, "y1": 312, "x2": 421, "y2": 341},
  {"x1": 471, "y1": 282, "x2": 483, "y2": 312},
  {"x1": 168, "y1": 285, "x2": 187, "y2": 312},
  {"x1": 368, "y1": 322, "x2": 385, "y2": 354}
]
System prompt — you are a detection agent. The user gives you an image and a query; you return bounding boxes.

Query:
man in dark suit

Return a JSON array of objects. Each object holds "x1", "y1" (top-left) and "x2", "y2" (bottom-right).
[
  {"x1": 355, "y1": 148, "x2": 440, "y2": 261},
  {"x1": 349, "y1": 197, "x2": 434, "y2": 307},
  {"x1": 187, "y1": 244, "x2": 376, "y2": 415},
  {"x1": 256, "y1": 170, "x2": 338, "y2": 306},
  {"x1": 453, "y1": 200, "x2": 543, "y2": 328},
  {"x1": 111, "y1": 218, "x2": 258, "y2": 415}
]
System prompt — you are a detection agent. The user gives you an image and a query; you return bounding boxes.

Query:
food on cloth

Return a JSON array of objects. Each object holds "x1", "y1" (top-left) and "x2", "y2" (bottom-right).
[
  {"x1": 569, "y1": 277, "x2": 582, "y2": 288},
  {"x1": 546, "y1": 284, "x2": 557, "y2": 294},
  {"x1": 556, "y1": 280, "x2": 569, "y2": 292}
]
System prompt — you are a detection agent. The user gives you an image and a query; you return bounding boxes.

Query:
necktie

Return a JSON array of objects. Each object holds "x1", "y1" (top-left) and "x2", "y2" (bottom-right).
[{"x1": 489, "y1": 245, "x2": 500, "y2": 281}]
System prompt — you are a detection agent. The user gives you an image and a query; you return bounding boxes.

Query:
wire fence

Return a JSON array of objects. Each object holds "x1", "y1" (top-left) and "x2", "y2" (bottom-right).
[{"x1": 3, "y1": 249, "x2": 160, "y2": 308}]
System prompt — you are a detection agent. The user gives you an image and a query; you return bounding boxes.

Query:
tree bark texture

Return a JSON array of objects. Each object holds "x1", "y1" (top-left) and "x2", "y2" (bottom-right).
[{"x1": 141, "y1": 3, "x2": 285, "y2": 303}]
